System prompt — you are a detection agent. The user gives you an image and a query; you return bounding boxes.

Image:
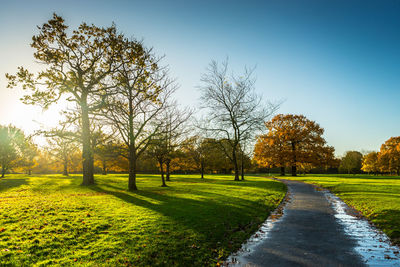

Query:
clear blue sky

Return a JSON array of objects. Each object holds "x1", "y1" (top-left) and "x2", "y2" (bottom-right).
[{"x1": 0, "y1": 0, "x2": 399, "y2": 155}]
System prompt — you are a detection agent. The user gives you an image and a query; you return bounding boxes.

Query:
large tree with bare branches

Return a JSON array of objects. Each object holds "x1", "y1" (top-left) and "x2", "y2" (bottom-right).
[
  {"x1": 103, "y1": 39, "x2": 178, "y2": 190},
  {"x1": 198, "y1": 59, "x2": 278, "y2": 181}
]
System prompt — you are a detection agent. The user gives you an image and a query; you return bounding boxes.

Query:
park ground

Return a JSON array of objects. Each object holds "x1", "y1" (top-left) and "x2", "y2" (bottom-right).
[
  {"x1": 284, "y1": 174, "x2": 400, "y2": 246},
  {"x1": 0, "y1": 174, "x2": 285, "y2": 266},
  {"x1": 1, "y1": 174, "x2": 399, "y2": 266}
]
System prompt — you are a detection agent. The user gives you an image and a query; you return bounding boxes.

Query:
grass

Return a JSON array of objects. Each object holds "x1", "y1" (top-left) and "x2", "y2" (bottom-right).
[
  {"x1": 284, "y1": 174, "x2": 400, "y2": 246},
  {"x1": 0, "y1": 174, "x2": 286, "y2": 266}
]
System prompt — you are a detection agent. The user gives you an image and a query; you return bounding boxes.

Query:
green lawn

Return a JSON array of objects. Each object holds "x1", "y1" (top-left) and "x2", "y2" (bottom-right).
[
  {"x1": 0, "y1": 174, "x2": 286, "y2": 266},
  {"x1": 284, "y1": 174, "x2": 400, "y2": 246}
]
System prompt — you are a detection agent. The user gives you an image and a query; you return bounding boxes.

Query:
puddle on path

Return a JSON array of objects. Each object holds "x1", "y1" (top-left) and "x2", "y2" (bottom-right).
[{"x1": 324, "y1": 191, "x2": 400, "y2": 266}]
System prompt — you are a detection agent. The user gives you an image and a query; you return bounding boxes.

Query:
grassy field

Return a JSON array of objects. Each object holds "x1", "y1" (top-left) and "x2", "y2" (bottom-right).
[
  {"x1": 0, "y1": 174, "x2": 286, "y2": 266},
  {"x1": 284, "y1": 174, "x2": 400, "y2": 246}
]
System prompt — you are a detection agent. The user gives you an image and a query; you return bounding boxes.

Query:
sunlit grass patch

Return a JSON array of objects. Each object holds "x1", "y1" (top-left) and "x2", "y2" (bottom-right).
[{"x1": 0, "y1": 174, "x2": 286, "y2": 266}]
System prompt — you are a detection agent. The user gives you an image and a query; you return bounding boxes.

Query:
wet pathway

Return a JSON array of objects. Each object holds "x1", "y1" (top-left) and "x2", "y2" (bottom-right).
[{"x1": 226, "y1": 180, "x2": 400, "y2": 267}]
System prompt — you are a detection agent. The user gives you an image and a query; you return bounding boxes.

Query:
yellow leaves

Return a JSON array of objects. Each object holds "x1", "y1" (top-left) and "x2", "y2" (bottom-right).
[{"x1": 371, "y1": 136, "x2": 400, "y2": 173}]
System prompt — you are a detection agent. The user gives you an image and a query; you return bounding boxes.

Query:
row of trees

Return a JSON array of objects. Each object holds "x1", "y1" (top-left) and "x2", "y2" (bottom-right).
[
  {"x1": 362, "y1": 137, "x2": 400, "y2": 175},
  {"x1": 0, "y1": 128, "x2": 252, "y2": 178},
  {"x1": 6, "y1": 14, "x2": 278, "y2": 190},
  {"x1": 9, "y1": 14, "x2": 381, "y2": 185}
]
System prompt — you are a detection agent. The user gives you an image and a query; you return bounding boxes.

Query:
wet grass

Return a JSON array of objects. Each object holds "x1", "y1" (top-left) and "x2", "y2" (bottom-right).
[
  {"x1": 284, "y1": 174, "x2": 400, "y2": 246},
  {"x1": 0, "y1": 174, "x2": 286, "y2": 266}
]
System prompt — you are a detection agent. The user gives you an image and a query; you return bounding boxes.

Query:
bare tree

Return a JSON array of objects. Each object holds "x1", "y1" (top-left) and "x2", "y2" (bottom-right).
[
  {"x1": 46, "y1": 134, "x2": 79, "y2": 176},
  {"x1": 103, "y1": 39, "x2": 178, "y2": 191},
  {"x1": 38, "y1": 123, "x2": 80, "y2": 176},
  {"x1": 161, "y1": 104, "x2": 192, "y2": 182},
  {"x1": 147, "y1": 103, "x2": 191, "y2": 187},
  {"x1": 198, "y1": 59, "x2": 278, "y2": 181}
]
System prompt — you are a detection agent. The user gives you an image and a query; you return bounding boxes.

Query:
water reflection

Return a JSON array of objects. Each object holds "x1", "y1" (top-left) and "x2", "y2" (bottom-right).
[{"x1": 325, "y1": 192, "x2": 400, "y2": 266}]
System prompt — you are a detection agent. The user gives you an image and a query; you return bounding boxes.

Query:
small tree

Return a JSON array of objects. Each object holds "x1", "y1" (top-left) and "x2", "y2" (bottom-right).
[
  {"x1": 94, "y1": 141, "x2": 121, "y2": 175},
  {"x1": 147, "y1": 104, "x2": 191, "y2": 186},
  {"x1": 339, "y1": 151, "x2": 363, "y2": 174},
  {"x1": 182, "y1": 136, "x2": 212, "y2": 179},
  {"x1": 361, "y1": 151, "x2": 379, "y2": 175},
  {"x1": 19, "y1": 137, "x2": 39, "y2": 175},
  {"x1": 46, "y1": 134, "x2": 80, "y2": 176},
  {"x1": 0, "y1": 125, "x2": 26, "y2": 177}
]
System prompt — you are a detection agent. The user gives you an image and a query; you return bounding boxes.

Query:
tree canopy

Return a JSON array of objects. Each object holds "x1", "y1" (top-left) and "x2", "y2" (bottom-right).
[{"x1": 254, "y1": 114, "x2": 336, "y2": 176}]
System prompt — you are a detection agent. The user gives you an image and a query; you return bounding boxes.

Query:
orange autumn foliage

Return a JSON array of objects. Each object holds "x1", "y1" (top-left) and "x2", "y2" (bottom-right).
[
  {"x1": 254, "y1": 114, "x2": 336, "y2": 176},
  {"x1": 378, "y1": 137, "x2": 400, "y2": 175}
]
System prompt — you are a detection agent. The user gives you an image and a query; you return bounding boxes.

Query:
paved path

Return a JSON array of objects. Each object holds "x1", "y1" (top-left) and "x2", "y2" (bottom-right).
[{"x1": 230, "y1": 180, "x2": 366, "y2": 267}]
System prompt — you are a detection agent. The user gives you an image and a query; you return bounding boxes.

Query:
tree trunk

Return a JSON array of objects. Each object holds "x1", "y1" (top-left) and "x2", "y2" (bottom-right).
[
  {"x1": 63, "y1": 159, "x2": 69, "y2": 176},
  {"x1": 291, "y1": 141, "x2": 297, "y2": 176},
  {"x1": 81, "y1": 98, "x2": 94, "y2": 185},
  {"x1": 291, "y1": 165, "x2": 297, "y2": 176},
  {"x1": 128, "y1": 149, "x2": 138, "y2": 191},
  {"x1": 165, "y1": 159, "x2": 171, "y2": 181},
  {"x1": 240, "y1": 156, "x2": 244, "y2": 181},
  {"x1": 1, "y1": 166, "x2": 6, "y2": 178},
  {"x1": 102, "y1": 160, "x2": 107, "y2": 175},
  {"x1": 200, "y1": 162, "x2": 204, "y2": 179},
  {"x1": 280, "y1": 166, "x2": 285, "y2": 176},
  {"x1": 28, "y1": 169, "x2": 32, "y2": 175},
  {"x1": 232, "y1": 149, "x2": 240, "y2": 181},
  {"x1": 159, "y1": 159, "x2": 167, "y2": 187}
]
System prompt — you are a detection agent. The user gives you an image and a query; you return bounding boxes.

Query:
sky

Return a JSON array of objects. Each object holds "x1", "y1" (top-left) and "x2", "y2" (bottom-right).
[{"x1": 0, "y1": 0, "x2": 399, "y2": 155}]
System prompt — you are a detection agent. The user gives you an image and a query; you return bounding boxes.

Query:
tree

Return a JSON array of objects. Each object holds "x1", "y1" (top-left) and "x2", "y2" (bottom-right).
[
  {"x1": 198, "y1": 59, "x2": 277, "y2": 181},
  {"x1": 254, "y1": 133, "x2": 289, "y2": 176},
  {"x1": 32, "y1": 150, "x2": 57, "y2": 174},
  {"x1": 254, "y1": 114, "x2": 336, "y2": 176},
  {"x1": 146, "y1": 138, "x2": 169, "y2": 187},
  {"x1": 94, "y1": 141, "x2": 121, "y2": 175},
  {"x1": 181, "y1": 136, "x2": 211, "y2": 179},
  {"x1": 103, "y1": 39, "x2": 177, "y2": 191},
  {"x1": 147, "y1": 104, "x2": 191, "y2": 187},
  {"x1": 361, "y1": 151, "x2": 379, "y2": 175},
  {"x1": 18, "y1": 136, "x2": 39, "y2": 175},
  {"x1": 0, "y1": 126, "x2": 27, "y2": 177},
  {"x1": 378, "y1": 137, "x2": 400, "y2": 175},
  {"x1": 339, "y1": 151, "x2": 363, "y2": 174},
  {"x1": 159, "y1": 104, "x2": 191, "y2": 182},
  {"x1": 6, "y1": 14, "x2": 124, "y2": 185},
  {"x1": 46, "y1": 134, "x2": 80, "y2": 176}
]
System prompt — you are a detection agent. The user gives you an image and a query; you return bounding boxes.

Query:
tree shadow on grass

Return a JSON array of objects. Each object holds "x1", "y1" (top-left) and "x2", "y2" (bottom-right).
[
  {"x1": 95, "y1": 178, "x2": 284, "y2": 209},
  {"x1": 0, "y1": 178, "x2": 29, "y2": 193},
  {"x1": 87, "y1": 183, "x2": 279, "y2": 239}
]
